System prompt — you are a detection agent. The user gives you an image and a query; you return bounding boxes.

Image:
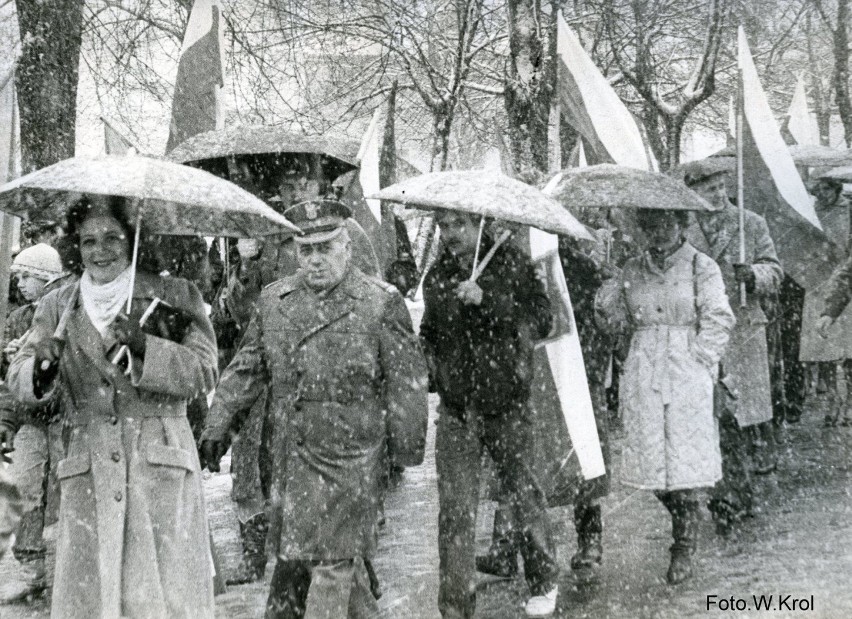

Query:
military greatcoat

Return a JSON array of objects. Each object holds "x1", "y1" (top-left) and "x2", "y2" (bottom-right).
[
  {"x1": 686, "y1": 205, "x2": 782, "y2": 427},
  {"x1": 203, "y1": 266, "x2": 428, "y2": 560}
]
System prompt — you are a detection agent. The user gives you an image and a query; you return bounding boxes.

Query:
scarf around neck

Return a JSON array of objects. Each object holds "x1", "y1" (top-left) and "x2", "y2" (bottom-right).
[{"x1": 80, "y1": 266, "x2": 133, "y2": 337}]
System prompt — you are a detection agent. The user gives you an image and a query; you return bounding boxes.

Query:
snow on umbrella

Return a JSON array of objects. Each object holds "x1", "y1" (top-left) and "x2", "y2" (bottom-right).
[
  {"x1": 0, "y1": 155, "x2": 301, "y2": 238},
  {"x1": 711, "y1": 144, "x2": 852, "y2": 168},
  {"x1": 545, "y1": 164, "x2": 720, "y2": 212},
  {"x1": 370, "y1": 170, "x2": 594, "y2": 241},
  {"x1": 817, "y1": 166, "x2": 852, "y2": 183},
  {"x1": 167, "y1": 124, "x2": 360, "y2": 175}
]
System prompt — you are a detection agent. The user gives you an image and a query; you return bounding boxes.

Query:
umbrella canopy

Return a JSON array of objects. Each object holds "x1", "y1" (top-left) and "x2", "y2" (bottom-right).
[
  {"x1": 167, "y1": 125, "x2": 359, "y2": 178},
  {"x1": 817, "y1": 166, "x2": 852, "y2": 183},
  {"x1": 0, "y1": 155, "x2": 300, "y2": 237},
  {"x1": 545, "y1": 164, "x2": 720, "y2": 211},
  {"x1": 712, "y1": 144, "x2": 852, "y2": 168},
  {"x1": 370, "y1": 171, "x2": 593, "y2": 240}
]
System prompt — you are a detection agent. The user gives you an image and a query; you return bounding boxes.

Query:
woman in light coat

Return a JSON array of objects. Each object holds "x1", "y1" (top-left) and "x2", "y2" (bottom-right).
[
  {"x1": 7, "y1": 196, "x2": 218, "y2": 619},
  {"x1": 596, "y1": 208, "x2": 734, "y2": 585}
]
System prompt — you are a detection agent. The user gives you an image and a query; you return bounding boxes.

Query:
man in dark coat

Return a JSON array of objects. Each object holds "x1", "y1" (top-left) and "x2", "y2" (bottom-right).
[
  {"x1": 421, "y1": 211, "x2": 559, "y2": 619},
  {"x1": 201, "y1": 200, "x2": 429, "y2": 619}
]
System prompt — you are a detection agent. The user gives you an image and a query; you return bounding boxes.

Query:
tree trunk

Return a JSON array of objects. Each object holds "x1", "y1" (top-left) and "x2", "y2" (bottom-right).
[
  {"x1": 662, "y1": 116, "x2": 684, "y2": 172},
  {"x1": 14, "y1": 0, "x2": 84, "y2": 173},
  {"x1": 503, "y1": 0, "x2": 553, "y2": 178},
  {"x1": 834, "y1": 0, "x2": 852, "y2": 147}
]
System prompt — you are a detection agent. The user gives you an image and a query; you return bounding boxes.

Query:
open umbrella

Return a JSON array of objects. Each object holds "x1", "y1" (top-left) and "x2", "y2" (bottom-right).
[
  {"x1": 545, "y1": 163, "x2": 720, "y2": 212},
  {"x1": 817, "y1": 166, "x2": 852, "y2": 183},
  {"x1": 0, "y1": 155, "x2": 300, "y2": 238},
  {"x1": 0, "y1": 155, "x2": 301, "y2": 366},
  {"x1": 711, "y1": 144, "x2": 852, "y2": 168},
  {"x1": 167, "y1": 125, "x2": 360, "y2": 181},
  {"x1": 370, "y1": 170, "x2": 593, "y2": 240}
]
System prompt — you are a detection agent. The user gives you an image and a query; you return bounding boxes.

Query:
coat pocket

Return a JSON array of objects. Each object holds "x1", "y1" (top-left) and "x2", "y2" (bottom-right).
[
  {"x1": 56, "y1": 453, "x2": 91, "y2": 480},
  {"x1": 146, "y1": 444, "x2": 194, "y2": 471}
]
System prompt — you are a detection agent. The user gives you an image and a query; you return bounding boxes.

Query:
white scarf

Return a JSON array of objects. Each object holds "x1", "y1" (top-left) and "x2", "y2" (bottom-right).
[{"x1": 80, "y1": 266, "x2": 133, "y2": 337}]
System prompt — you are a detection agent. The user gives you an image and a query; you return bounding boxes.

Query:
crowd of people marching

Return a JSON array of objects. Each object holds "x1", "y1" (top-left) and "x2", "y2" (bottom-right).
[{"x1": 0, "y1": 147, "x2": 851, "y2": 619}]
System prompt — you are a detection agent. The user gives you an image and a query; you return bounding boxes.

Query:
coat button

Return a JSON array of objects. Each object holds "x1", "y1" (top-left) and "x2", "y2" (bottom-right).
[
  {"x1": 102, "y1": 379, "x2": 111, "y2": 388},
  {"x1": 111, "y1": 452, "x2": 120, "y2": 462},
  {"x1": 114, "y1": 491, "x2": 123, "y2": 502},
  {"x1": 109, "y1": 416, "x2": 118, "y2": 425}
]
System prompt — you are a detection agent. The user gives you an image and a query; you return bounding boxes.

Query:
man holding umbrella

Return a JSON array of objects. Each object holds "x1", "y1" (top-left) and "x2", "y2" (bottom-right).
[
  {"x1": 421, "y1": 210, "x2": 559, "y2": 618},
  {"x1": 682, "y1": 161, "x2": 783, "y2": 533},
  {"x1": 200, "y1": 199, "x2": 429, "y2": 618}
]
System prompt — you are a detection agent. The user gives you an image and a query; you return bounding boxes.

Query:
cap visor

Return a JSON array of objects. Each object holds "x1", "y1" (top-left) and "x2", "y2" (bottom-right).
[{"x1": 294, "y1": 227, "x2": 344, "y2": 244}]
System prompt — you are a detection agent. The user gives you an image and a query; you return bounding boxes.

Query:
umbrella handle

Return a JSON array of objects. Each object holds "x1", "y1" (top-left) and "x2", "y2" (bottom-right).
[
  {"x1": 469, "y1": 216, "x2": 486, "y2": 279},
  {"x1": 471, "y1": 230, "x2": 512, "y2": 283},
  {"x1": 111, "y1": 207, "x2": 143, "y2": 368}
]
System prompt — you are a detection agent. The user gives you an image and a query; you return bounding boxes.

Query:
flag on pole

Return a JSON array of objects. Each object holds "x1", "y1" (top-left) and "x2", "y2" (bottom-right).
[
  {"x1": 737, "y1": 26, "x2": 834, "y2": 288},
  {"x1": 357, "y1": 109, "x2": 382, "y2": 224},
  {"x1": 529, "y1": 228, "x2": 606, "y2": 481},
  {"x1": 786, "y1": 74, "x2": 820, "y2": 147},
  {"x1": 0, "y1": 70, "x2": 21, "y2": 337},
  {"x1": 555, "y1": 12, "x2": 652, "y2": 170},
  {"x1": 165, "y1": 0, "x2": 225, "y2": 153},
  {"x1": 102, "y1": 116, "x2": 140, "y2": 155}
]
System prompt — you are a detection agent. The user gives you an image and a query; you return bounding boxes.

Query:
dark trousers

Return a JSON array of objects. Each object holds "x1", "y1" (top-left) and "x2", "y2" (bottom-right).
[
  {"x1": 265, "y1": 558, "x2": 377, "y2": 619},
  {"x1": 436, "y1": 403, "x2": 558, "y2": 619},
  {"x1": 771, "y1": 277, "x2": 806, "y2": 423},
  {"x1": 708, "y1": 410, "x2": 753, "y2": 522}
]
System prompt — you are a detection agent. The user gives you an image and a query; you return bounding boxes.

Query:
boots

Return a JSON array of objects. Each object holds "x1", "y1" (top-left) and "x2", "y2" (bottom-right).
[
  {"x1": 666, "y1": 498, "x2": 699, "y2": 585},
  {"x1": 570, "y1": 503, "x2": 602, "y2": 584},
  {"x1": 0, "y1": 555, "x2": 46, "y2": 603},
  {"x1": 475, "y1": 506, "x2": 518, "y2": 579},
  {"x1": 226, "y1": 513, "x2": 269, "y2": 585}
]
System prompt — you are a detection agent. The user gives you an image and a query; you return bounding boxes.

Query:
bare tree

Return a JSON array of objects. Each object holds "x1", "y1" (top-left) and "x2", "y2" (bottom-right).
[
  {"x1": 589, "y1": 0, "x2": 729, "y2": 169},
  {"x1": 811, "y1": 0, "x2": 852, "y2": 146},
  {"x1": 15, "y1": 0, "x2": 85, "y2": 172}
]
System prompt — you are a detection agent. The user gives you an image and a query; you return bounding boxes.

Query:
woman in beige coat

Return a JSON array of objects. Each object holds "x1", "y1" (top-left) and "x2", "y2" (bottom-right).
[
  {"x1": 596, "y1": 208, "x2": 734, "y2": 585},
  {"x1": 7, "y1": 197, "x2": 218, "y2": 619}
]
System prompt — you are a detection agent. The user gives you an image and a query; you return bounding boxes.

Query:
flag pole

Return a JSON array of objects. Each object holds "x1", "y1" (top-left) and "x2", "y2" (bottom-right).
[{"x1": 736, "y1": 65, "x2": 747, "y2": 309}]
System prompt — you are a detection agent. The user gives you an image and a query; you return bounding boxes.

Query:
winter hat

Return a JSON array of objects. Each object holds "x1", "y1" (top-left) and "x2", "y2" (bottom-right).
[{"x1": 11, "y1": 243, "x2": 63, "y2": 281}]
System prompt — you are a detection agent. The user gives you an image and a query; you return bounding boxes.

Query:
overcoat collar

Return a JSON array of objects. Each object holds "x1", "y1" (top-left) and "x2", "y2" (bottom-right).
[
  {"x1": 690, "y1": 204, "x2": 739, "y2": 261},
  {"x1": 277, "y1": 267, "x2": 362, "y2": 345}
]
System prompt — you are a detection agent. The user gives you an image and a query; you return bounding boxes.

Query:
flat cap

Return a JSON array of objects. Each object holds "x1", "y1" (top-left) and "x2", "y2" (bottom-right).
[
  {"x1": 284, "y1": 199, "x2": 353, "y2": 244},
  {"x1": 676, "y1": 158, "x2": 735, "y2": 187}
]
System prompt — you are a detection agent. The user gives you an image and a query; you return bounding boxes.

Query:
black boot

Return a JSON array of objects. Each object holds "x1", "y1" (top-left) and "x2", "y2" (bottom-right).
[
  {"x1": 227, "y1": 513, "x2": 269, "y2": 585},
  {"x1": 667, "y1": 499, "x2": 699, "y2": 585},
  {"x1": 475, "y1": 506, "x2": 518, "y2": 579},
  {"x1": 570, "y1": 504, "x2": 602, "y2": 584}
]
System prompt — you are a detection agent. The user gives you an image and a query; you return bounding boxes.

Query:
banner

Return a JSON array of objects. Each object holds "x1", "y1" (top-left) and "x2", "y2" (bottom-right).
[
  {"x1": 786, "y1": 74, "x2": 820, "y2": 147},
  {"x1": 556, "y1": 12, "x2": 652, "y2": 170},
  {"x1": 165, "y1": 0, "x2": 225, "y2": 153}
]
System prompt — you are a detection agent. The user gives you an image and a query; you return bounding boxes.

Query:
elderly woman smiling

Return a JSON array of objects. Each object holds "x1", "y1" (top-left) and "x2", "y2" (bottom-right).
[{"x1": 7, "y1": 196, "x2": 218, "y2": 619}]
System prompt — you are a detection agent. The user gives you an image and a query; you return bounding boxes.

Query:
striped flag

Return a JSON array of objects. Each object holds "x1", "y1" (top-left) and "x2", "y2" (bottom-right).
[
  {"x1": 165, "y1": 0, "x2": 225, "y2": 153},
  {"x1": 786, "y1": 74, "x2": 820, "y2": 147},
  {"x1": 738, "y1": 26, "x2": 834, "y2": 288},
  {"x1": 556, "y1": 12, "x2": 652, "y2": 170},
  {"x1": 102, "y1": 116, "x2": 139, "y2": 155}
]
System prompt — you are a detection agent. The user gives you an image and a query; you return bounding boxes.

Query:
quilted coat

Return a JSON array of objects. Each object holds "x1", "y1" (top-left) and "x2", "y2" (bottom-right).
[
  {"x1": 595, "y1": 242, "x2": 735, "y2": 490},
  {"x1": 7, "y1": 271, "x2": 218, "y2": 619}
]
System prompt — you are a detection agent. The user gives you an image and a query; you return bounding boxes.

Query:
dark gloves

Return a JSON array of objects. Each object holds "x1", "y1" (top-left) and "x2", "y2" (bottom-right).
[
  {"x1": 732, "y1": 263, "x2": 756, "y2": 292},
  {"x1": 111, "y1": 313, "x2": 147, "y2": 357},
  {"x1": 0, "y1": 420, "x2": 15, "y2": 464},
  {"x1": 199, "y1": 439, "x2": 228, "y2": 472},
  {"x1": 33, "y1": 337, "x2": 64, "y2": 398},
  {"x1": 385, "y1": 260, "x2": 418, "y2": 297}
]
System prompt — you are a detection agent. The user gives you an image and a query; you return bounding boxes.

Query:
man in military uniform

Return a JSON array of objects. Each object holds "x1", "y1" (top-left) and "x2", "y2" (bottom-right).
[{"x1": 200, "y1": 200, "x2": 429, "y2": 618}]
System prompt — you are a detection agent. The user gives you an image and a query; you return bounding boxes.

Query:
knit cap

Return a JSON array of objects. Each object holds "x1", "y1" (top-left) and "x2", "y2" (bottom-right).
[{"x1": 11, "y1": 243, "x2": 63, "y2": 281}]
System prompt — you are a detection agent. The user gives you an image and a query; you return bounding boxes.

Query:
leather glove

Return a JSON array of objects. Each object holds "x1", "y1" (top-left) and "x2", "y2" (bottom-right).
[
  {"x1": 732, "y1": 263, "x2": 756, "y2": 292},
  {"x1": 33, "y1": 337, "x2": 64, "y2": 398},
  {"x1": 199, "y1": 439, "x2": 228, "y2": 473},
  {"x1": 0, "y1": 421, "x2": 15, "y2": 464},
  {"x1": 111, "y1": 313, "x2": 147, "y2": 356}
]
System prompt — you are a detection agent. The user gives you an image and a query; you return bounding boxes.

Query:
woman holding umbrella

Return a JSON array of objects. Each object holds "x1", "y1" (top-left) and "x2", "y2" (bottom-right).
[
  {"x1": 595, "y1": 206, "x2": 735, "y2": 584},
  {"x1": 6, "y1": 196, "x2": 219, "y2": 618}
]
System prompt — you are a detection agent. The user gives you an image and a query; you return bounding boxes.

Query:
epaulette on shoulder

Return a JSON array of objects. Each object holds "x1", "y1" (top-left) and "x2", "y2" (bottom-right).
[
  {"x1": 362, "y1": 273, "x2": 399, "y2": 296},
  {"x1": 264, "y1": 274, "x2": 300, "y2": 296}
]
